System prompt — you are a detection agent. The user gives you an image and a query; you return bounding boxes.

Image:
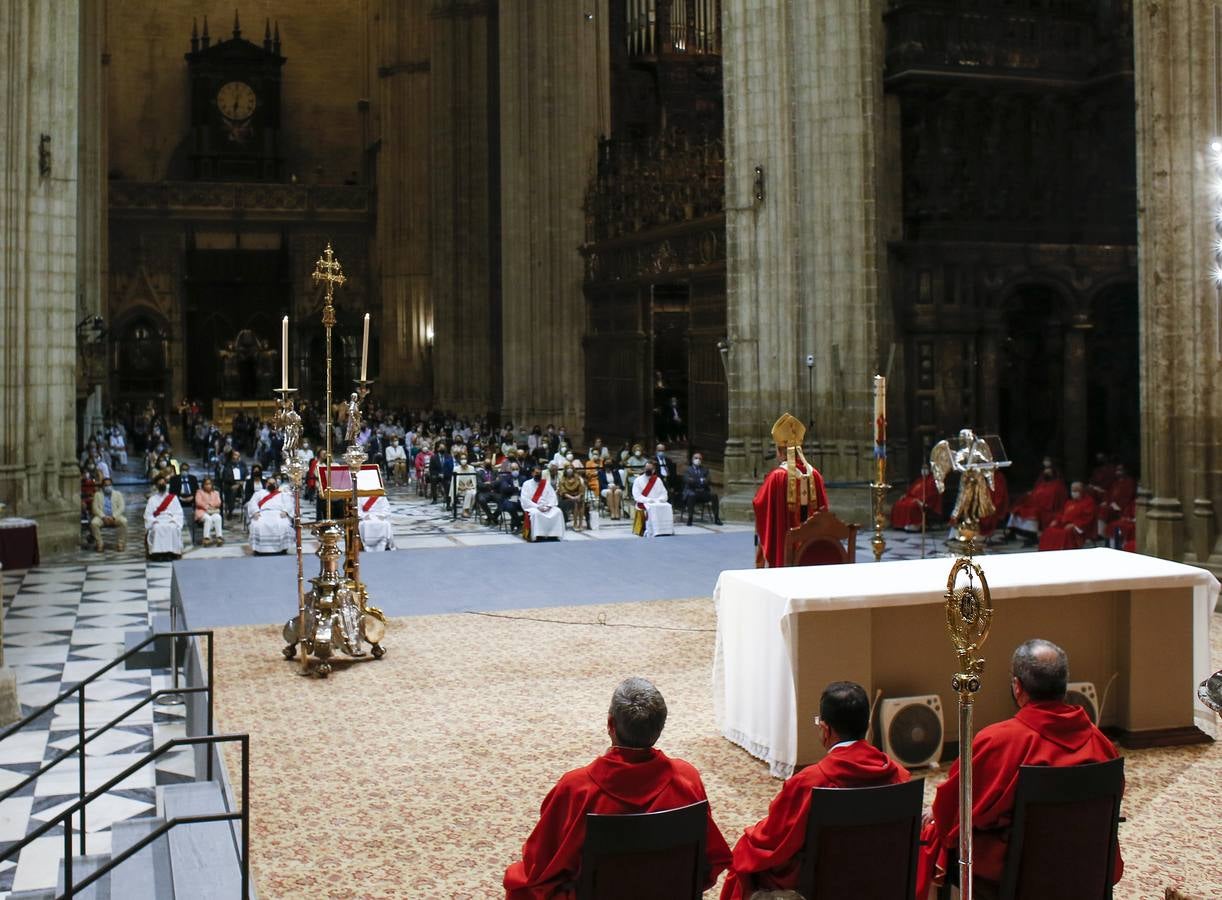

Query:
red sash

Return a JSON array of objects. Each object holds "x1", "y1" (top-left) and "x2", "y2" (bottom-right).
[
  {"x1": 639, "y1": 474, "x2": 659, "y2": 503},
  {"x1": 153, "y1": 493, "x2": 176, "y2": 517},
  {"x1": 362, "y1": 495, "x2": 378, "y2": 513},
  {"x1": 531, "y1": 479, "x2": 548, "y2": 504},
  {"x1": 257, "y1": 490, "x2": 280, "y2": 509}
]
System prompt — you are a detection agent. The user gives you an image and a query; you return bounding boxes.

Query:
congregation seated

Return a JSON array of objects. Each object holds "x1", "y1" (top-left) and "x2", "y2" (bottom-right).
[
  {"x1": 520, "y1": 464, "x2": 565, "y2": 541},
  {"x1": 493, "y1": 462, "x2": 524, "y2": 530},
  {"x1": 89, "y1": 477, "x2": 128, "y2": 552},
  {"x1": 193, "y1": 476, "x2": 224, "y2": 546},
  {"x1": 720, "y1": 681, "x2": 910, "y2": 899},
  {"x1": 358, "y1": 493, "x2": 395, "y2": 552},
  {"x1": 653, "y1": 442, "x2": 679, "y2": 495},
  {"x1": 503, "y1": 677, "x2": 731, "y2": 899},
  {"x1": 450, "y1": 454, "x2": 478, "y2": 517},
  {"x1": 597, "y1": 457, "x2": 625, "y2": 520},
  {"x1": 219, "y1": 449, "x2": 248, "y2": 517},
  {"x1": 632, "y1": 460, "x2": 674, "y2": 537},
  {"x1": 1007, "y1": 457, "x2": 1067, "y2": 541},
  {"x1": 247, "y1": 476, "x2": 295, "y2": 555},
  {"x1": 890, "y1": 464, "x2": 941, "y2": 532},
  {"x1": 681, "y1": 451, "x2": 722, "y2": 526},
  {"x1": 385, "y1": 436, "x2": 407, "y2": 485},
  {"x1": 556, "y1": 464, "x2": 588, "y2": 531},
  {"x1": 1096, "y1": 463, "x2": 1136, "y2": 540},
  {"x1": 917, "y1": 639, "x2": 1123, "y2": 898},
  {"x1": 1037, "y1": 481, "x2": 1097, "y2": 551},
  {"x1": 144, "y1": 475, "x2": 183, "y2": 559}
]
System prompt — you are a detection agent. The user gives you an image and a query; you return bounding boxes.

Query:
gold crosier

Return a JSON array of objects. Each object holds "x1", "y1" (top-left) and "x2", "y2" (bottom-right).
[{"x1": 944, "y1": 551, "x2": 993, "y2": 900}]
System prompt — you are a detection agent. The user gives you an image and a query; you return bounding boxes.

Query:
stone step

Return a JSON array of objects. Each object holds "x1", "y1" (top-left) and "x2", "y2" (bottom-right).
[
  {"x1": 110, "y1": 815, "x2": 173, "y2": 899},
  {"x1": 8, "y1": 890, "x2": 57, "y2": 899},
  {"x1": 158, "y1": 781, "x2": 244, "y2": 899},
  {"x1": 55, "y1": 852, "x2": 110, "y2": 898}
]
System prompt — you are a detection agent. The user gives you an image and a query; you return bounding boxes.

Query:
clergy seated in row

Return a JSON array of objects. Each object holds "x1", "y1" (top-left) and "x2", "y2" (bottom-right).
[
  {"x1": 754, "y1": 414, "x2": 829, "y2": 567},
  {"x1": 556, "y1": 465, "x2": 589, "y2": 531},
  {"x1": 890, "y1": 464, "x2": 942, "y2": 532},
  {"x1": 1037, "y1": 481, "x2": 1097, "y2": 551},
  {"x1": 247, "y1": 477, "x2": 295, "y2": 555},
  {"x1": 1006, "y1": 457, "x2": 1067, "y2": 542},
  {"x1": 520, "y1": 465, "x2": 565, "y2": 541},
  {"x1": 719, "y1": 682, "x2": 910, "y2": 899},
  {"x1": 1096, "y1": 464, "x2": 1136, "y2": 540},
  {"x1": 1087, "y1": 451, "x2": 1117, "y2": 500},
  {"x1": 451, "y1": 455, "x2": 479, "y2": 518},
  {"x1": 503, "y1": 677, "x2": 731, "y2": 899},
  {"x1": 631, "y1": 460, "x2": 674, "y2": 537},
  {"x1": 975, "y1": 468, "x2": 1010, "y2": 537},
  {"x1": 144, "y1": 476, "x2": 183, "y2": 559},
  {"x1": 358, "y1": 493, "x2": 395, "y2": 552},
  {"x1": 917, "y1": 639, "x2": 1122, "y2": 899}
]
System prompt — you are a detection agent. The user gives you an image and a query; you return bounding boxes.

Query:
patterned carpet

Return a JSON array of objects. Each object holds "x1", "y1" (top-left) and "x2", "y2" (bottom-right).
[{"x1": 211, "y1": 597, "x2": 1222, "y2": 900}]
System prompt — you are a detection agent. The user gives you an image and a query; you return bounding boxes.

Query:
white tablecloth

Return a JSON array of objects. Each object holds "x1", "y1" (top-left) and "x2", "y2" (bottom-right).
[{"x1": 713, "y1": 548, "x2": 1219, "y2": 777}]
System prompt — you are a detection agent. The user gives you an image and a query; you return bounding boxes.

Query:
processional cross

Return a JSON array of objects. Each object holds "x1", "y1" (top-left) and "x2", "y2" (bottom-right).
[{"x1": 311, "y1": 243, "x2": 346, "y2": 326}]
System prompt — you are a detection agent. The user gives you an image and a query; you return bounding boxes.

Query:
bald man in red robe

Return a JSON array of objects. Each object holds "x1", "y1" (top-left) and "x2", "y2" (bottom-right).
[
  {"x1": 1038, "y1": 481, "x2": 1097, "y2": 551},
  {"x1": 504, "y1": 677, "x2": 731, "y2": 899},
  {"x1": 891, "y1": 466, "x2": 942, "y2": 531},
  {"x1": 1006, "y1": 458, "x2": 1067, "y2": 539},
  {"x1": 721, "y1": 682, "x2": 909, "y2": 900},
  {"x1": 916, "y1": 639, "x2": 1123, "y2": 898},
  {"x1": 754, "y1": 413, "x2": 828, "y2": 567}
]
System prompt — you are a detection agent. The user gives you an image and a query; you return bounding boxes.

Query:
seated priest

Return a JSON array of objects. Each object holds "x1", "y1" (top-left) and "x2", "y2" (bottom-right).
[
  {"x1": 503, "y1": 677, "x2": 731, "y2": 899},
  {"x1": 890, "y1": 464, "x2": 942, "y2": 532},
  {"x1": 519, "y1": 464, "x2": 565, "y2": 541},
  {"x1": 1006, "y1": 457, "x2": 1068, "y2": 541},
  {"x1": 917, "y1": 639, "x2": 1123, "y2": 899},
  {"x1": 631, "y1": 459, "x2": 675, "y2": 537},
  {"x1": 753, "y1": 413, "x2": 828, "y2": 567},
  {"x1": 1096, "y1": 463, "x2": 1137, "y2": 540},
  {"x1": 358, "y1": 492, "x2": 395, "y2": 552},
  {"x1": 246, "y1": 476, "x2": 295, "y2": 555},
  {"x1": 1038, "y1": 481, "x2": 1097, "y2": 551},
  {"x1": 143, "y1": 476, "x2": 183, "y2": 559},
  {"x1": 976, "y1": 467, "x2": 1010, "y2": 537},
  {"x1": 720, "y1": 681, "x2": 910, "y2": 900}
]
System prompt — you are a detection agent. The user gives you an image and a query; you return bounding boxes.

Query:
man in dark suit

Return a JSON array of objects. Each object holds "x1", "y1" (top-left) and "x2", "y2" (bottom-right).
[
  {"x1": 170, "y1": 462, "x2": 200, "y2": 516},
  {"x1": 654, "y1": 443, "x2": 678, "y2": 495},
  {"x1": 682, "y1": 452, "x2": 722, "y2": 525},
  {"x1": 219, "y1": 450, "x2": 247, "y2": 518}
]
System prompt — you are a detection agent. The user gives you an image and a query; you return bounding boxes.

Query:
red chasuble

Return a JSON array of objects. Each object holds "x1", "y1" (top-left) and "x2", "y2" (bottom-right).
[
  {"x1": 503, "y1": 747, "x2": 731, "y2": 899},
  {"x1": 916, "y1": 701, "x2": 1123, "y2": 897},
  {"x1": 752, "y1": 462, "x2": 829, "y2": 568},
  {"x1": 720, "y1": 742, "x2": 909, "y2": 900},
  {"x1": 1010, "y1": 475, "x2": 1067, "y2": 530},
  {"x1": 1037, "y1": 495, "x2": 1097, "y2": 551},
  {"x1": 256, "y1": 490, "x2": 280, "y2": 509},
  {"x1": 153, "y1": 493, "x2": 176, "y2": 517},
  {"x1": 890, "y1": 473, "x2": 942, "y2": 529}
]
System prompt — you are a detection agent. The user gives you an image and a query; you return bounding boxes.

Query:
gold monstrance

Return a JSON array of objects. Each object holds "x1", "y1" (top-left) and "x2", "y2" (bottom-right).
[{"x1": 279, "y1": 243, "x2": 387, "y2": 677}]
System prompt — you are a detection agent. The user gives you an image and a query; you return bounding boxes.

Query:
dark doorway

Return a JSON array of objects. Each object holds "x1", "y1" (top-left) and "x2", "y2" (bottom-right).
[
  {"x1": 651, "y1": 283, "x2": 689, "y2": 444},
  {"x1": 116, "y1": 315, "x2": 168, "y2": 405},
  {"x1": 1086, "y1": 283, "x2": 1140, "y2": 473},
  {"x1": 999, "y1": 286, "x2": 1065, "y2": 485}
]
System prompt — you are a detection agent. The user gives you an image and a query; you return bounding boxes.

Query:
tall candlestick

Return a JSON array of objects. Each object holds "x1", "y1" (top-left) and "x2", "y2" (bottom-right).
[
  {"x1": 360, "y1": 313, "x2": 370, "y2": 382},
  {"x1": 873, "y1": 374, "x2": 886, "y2": 451},
  {"x1": 281, "y1": 316, "x2": 289, "y2": 389}
]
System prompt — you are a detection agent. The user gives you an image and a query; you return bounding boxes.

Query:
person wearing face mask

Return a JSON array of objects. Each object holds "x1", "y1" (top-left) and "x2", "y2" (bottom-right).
[
  {"x1": 681, "y1": 452, "x2": 722, "y2": 526},
  {"x1": 194, "y1": 476, "x2": 224, "y2": 546},
  {"x1": 450, "y1": 454, "x2": 479, "y2": 518},
  {"x1": 597, "y1": 457, "x2": 624, "y2": 520},
  {"x1": 631, "y1": 460, "x2": 675, "y2": 537},
  {"x1": 385, "y1": 436, "x2": 408, "y2": 485},
  {"x1": 1037, "y1": 481, "x2": 1097, "y2": 551},
  {"x1": 519, "y1": 464, "x2": 565, "y2": 541},
  {"x1": 247, "y1": 476, "x2": 295, "y2": 555},
  {"x1": 89, "y1": 477, "x2": 128, "y2": 552},
  {"x1": 144, "y1": 476, "x2": 184, "y2": 559},
  {"x1": 557, "y1": 464, "x2": 588, "y2": 531}
]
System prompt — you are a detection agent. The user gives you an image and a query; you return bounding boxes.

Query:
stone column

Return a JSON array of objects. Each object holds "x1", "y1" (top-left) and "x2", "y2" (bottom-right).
[
  {"x1": 499, "y1": 1, "x2": 609, "y2": 428},
  {"x1": 374, "y1": 0, "x2": 434, "y2": 404},
  {"x1": 78, "y1": 0, "x2": 107, "y2": 438},
  {"x1": 721, "y1": 0, "x2": 889, "y2": 520},
  {"x1": 0, "y1": 0, "x2": 83, "y2": 555},
  {"x1": 431, "y1": 0, "x2": 496, "y2": 416},
  {"x1": 1132, "y1": 0, "x2": 1219, "y2": 568}
]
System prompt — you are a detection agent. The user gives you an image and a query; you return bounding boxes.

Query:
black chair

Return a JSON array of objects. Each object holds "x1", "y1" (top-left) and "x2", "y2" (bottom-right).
[
  {"x1": 576, "y1": 800, "x2": 709, "y2": 900},
  {"x1": 795, "y1": 779, "x2": 922, "y2": 899}
]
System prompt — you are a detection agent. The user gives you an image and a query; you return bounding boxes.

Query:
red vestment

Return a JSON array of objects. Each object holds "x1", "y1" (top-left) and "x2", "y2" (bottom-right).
[
  {"x1": 1097, "y1": 476, "x2": 1137, "y2": 528},
  {"x1": 720, "y1": 742, "x2": 909, "y2": 900},
  {"x1": 752, "y1": 462, "x2": 829, "y2": 568},
  {"x1": 1038, "y1": 495, "x2": 1097, "y2": 551},
  {"x1": 1009, "y1": 475, "x2": 1067, "y2": 531},
  {"x1": 1088, "y1": 463, "x2": 1116, "y2": 497},
  {"x1": 891, "y1": 474, "x2": 942, "y2": 529},
  {"x1": 503, "y1": 746, "x2": 731, "y2": 899},
  {"x1": 916, "y1": 701, "x2": 1122, "y2": 897},
  {"x1": 977, "y1": 470, "x2": 1009, "y2": 535}
]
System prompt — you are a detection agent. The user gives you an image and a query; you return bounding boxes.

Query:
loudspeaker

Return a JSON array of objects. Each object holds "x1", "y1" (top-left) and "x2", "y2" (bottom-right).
[
  {"x1": 1065, "y1": 681, "x2": 1100, "y2": 723},
  {"x1": 878, "y1": 694, "x2": 944, "y2": 769}
]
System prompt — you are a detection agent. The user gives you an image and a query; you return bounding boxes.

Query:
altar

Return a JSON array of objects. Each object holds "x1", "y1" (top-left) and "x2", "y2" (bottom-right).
[{"x1": 713, "y1": 548, "x2": 1218, "y2": 777}]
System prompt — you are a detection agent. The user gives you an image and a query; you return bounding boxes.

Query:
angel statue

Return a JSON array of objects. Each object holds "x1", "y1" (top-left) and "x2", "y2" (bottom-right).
[
  {"x1": 344, "y1": 392, "x2": 362, "y2": 445},
  {"x1": 929, "y1": 429, "x2": 999, "y2": 541},
  {"x1": 276, "y1": 400, "x2": 303, "y2": 458}
]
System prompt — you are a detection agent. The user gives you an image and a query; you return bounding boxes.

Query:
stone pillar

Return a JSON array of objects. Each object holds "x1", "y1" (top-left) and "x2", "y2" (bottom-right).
[
  {"x1": 374, "y1": 0, "x2": 434, "y2": 405},
  {"x1": 431, "y1": 0, "x2": 496, "y2": 416},
  {"x1": 721, "y1": 0, "x2": 889, "y2": 520},
  {"x1": 78, "y1": 0, "x2": 107, "y2": 439},
  {"x1": 1132, "y1": 0, "x2": 1219, "y2": 567},
  {"x1": 499, "y1": 1, "x2": 609, "y2": 428},
  {"x1": 0, "y1": 0, "x2": 83, "y2": 555}
]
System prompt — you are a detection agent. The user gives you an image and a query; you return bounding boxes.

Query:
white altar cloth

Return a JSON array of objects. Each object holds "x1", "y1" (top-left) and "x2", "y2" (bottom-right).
[{"x1": 713, "y1": 548, "x2": 1218, "y2": 777}]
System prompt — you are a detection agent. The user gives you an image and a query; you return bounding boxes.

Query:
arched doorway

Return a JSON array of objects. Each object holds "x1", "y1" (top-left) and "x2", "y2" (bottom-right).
[
  {"x1": 114, "y1": 313, "x2": 169, "y2": 408},
  {"x1": 1086, "y1": 283, "x2": 1140, "y2": 473},
  {"x1": 999, "y1": 285, "x2": 1065, "y2": 485}
]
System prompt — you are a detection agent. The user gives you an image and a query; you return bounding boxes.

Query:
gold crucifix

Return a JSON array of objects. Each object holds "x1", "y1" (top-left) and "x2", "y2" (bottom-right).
[{"x1": 312, "y1": 243, "x2": 346, "y2": 325}]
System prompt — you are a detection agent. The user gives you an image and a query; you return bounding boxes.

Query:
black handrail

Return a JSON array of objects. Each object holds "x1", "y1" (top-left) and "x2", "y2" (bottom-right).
[{"x1": 0, "y1": 629, "x2": 214, "y2": 853}]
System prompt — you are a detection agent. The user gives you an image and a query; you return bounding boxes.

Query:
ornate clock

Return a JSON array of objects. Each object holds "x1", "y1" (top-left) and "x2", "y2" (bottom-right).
[{"x1": 185, "y1": 14, "x2": 285, "y2": 181}]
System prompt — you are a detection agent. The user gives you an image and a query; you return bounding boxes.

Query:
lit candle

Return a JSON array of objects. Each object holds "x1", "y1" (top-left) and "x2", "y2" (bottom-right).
[
  {"x1": 281, "y1": 316, "x2": 289, "y2": 389},
  {"x1": 360, "y1": 313, "x2": 370, "y2": 382},
  {"x1": 873, "y1": 374, "x2": 886, "y2": 450}
]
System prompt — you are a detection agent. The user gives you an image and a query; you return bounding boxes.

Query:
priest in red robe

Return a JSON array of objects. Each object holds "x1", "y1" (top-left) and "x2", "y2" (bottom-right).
[
  {"x1": 753, "y1": 413, "x2": 828, "y2": 567},
  {"x1": 975, "y1": 468, "x2": 1009, "y2": 537},
  {"x1": 503, "y1": 677, "x2": 731, "y2": 899},
  {"x1": 1038, "y1": 481, "x2": 1097, "y2": 551},
  {"x1": 917, "y1": 639, "x2": 1123, "y2": 898},
  {"x1": 1006, "y1": 458, "x2": 1067, "y2": 539},
  {"x1": 891, "y1": 466, "x2": 942, "y2": 531},
  {"x1": 720, "y1": 682, "x2": 910, "y2": 900},
  {"x1": 1096, "y1": 464, "x2": 1137, "y2": 539}
]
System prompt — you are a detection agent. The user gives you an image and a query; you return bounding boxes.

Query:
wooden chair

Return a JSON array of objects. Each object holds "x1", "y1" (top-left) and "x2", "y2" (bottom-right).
[
  {"x1": 794, "y1": 779, "x2": 923, "y2": 899},
  {"x1": 783, "y1": 508, "x2": 858, "y2": 566},
  {"x1": 576, "y1": 800, "x2": 709, "y2": 900}
]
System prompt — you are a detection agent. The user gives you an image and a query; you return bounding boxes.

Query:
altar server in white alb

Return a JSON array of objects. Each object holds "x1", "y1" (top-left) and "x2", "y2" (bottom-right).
[
  {"x1": 358, "y1": 493, "x2": 396, "y2": 551},
  {"x1": 144, "y1": 476, "x2": 184, "y2": 558},
  {"x1": 246, "y1": 477, "x2": 295, "y2": 554},
  {"x1": 519, "y1": 464, "x2": 565, "y2": 541},
  {"x1": 632, "y1": 460, "x2": 675, "y2": 537}
]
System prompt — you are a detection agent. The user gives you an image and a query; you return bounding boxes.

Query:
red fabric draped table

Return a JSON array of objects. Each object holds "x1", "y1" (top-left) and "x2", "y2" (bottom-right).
[{"x1": 0, "y1": 518, "x2": 39, "y2": 570}]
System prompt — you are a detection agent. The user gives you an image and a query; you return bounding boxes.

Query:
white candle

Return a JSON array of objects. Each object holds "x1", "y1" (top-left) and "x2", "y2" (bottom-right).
[
  {"x1": 873, "y1": 374, "x2": 886, "y2": 445},
  {"x1": 281, "y1": 316, "x2": 289, "y2": 389},
  {"x1": 360, "y1": 313, "x2": 370, "y2": 382}
]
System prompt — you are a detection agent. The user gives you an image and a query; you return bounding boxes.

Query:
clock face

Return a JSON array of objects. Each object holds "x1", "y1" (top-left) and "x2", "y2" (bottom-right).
[{"x1": 216, "y1": 81, "x2": 257, "y2": 121}]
